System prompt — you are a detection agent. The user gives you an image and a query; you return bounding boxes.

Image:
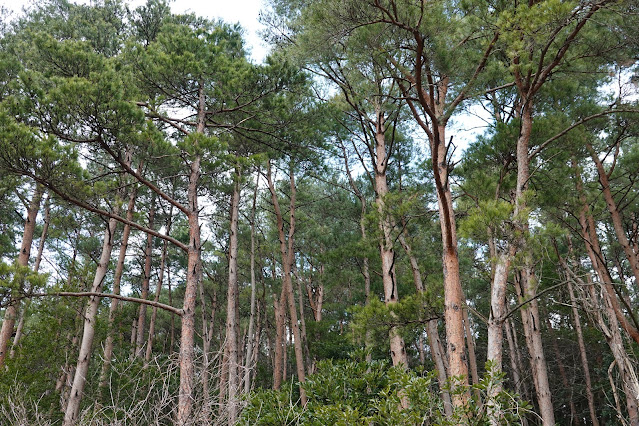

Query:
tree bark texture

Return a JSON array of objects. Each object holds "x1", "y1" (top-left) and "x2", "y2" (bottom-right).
[
  {"x1": 11, "y1": 192, "x2": 49, "y2": 358},
  {"x1": 63, "y1": 216, "x2": 119, "y2": 425},
  {"x1": 135, "y1": 200, "x2": 155, "y2": 358},
  {"x1": 244, "y1": 172, "x2": 259, "y2": 394},
  {"x1": 176, "y1": 83, "x2": 205, "y2": 425},
  {"x1": 398, "y1": 229, "x2": 452, "y2": 415},
  {"x1": 223, "y1": 169, "x2": 241, "y2": 425},
  {"x1": 0, "y1": 184, "x2": 43, "y2": 369},
  {"x1": 587, "y1": 142, "x2": 639, "y2": 289},
  {"x1": 567, "y1": 279, "x2": 599, "y2": 426},
  {"x1": 145, "y1": 207, "x2": 171, "y2": 362},
  {"x1": 373, "y1": 111, "x2": 408, "y2": 369}
]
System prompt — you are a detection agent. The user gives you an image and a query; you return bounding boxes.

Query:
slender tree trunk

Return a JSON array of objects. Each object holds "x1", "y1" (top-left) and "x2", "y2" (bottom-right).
[
  {"x1": 201, "y1": 292, "x2": 217, "y2": 425},
  {"x1": 486, "y1": 247, "x2": 515, "y2": 424},
  {"x1": 572, "y1": 159, "x2": 639, "y2": 345},
  {"x1": 145, "y1": 207, "x2": 172, "y2": 362},
  {"x1": 63, "y1": 216, "x2": 119, "y2": 425},
  {"x1": 168, "y1": 264, "x2": 174, "y2": 352},
  {"x1": 396, "y1": 231, "x2": 425, "y2": 373},
  {"x1": 130, "y1": 318, "x2": 137, "y2": 358},
  {"x1": 504, "y1": 318, "x2": 523, "y2": 397},
  {"x1": 589, "y1": 282, "x2": 639, "y2": 424},
  {"x1": 176, "y1": 83, "x2": 205, "y2": 425},
  {"x1": 250, "y1": 301, "x2": 262, "y2": 387},
  {"x1": 566, "y1": 279, "x2": 599, "y2": 426},
  {"x1": 223, "y1": 167, "x2": 241, "y2": 425},
  {"x1": 515, "y1": 270, "x2": 555, "y2": 426},
  {"x1": 342, "y1": 142, "x2": 372, "y2": 359},
  {"x1": 59, "y1": 323, "x2": 81, "y2": 413},
  {"x1": 272, "y1": 296, "x2": 286, "y2": 390},
  {"x1": 463, "y1": 307, "x2": 480, "y2": 399},
  {"x1": 545, "y1": 316, "x2": 578, "y2": 424},
  {"x1": 100, "y1": 184, "x2": 137, "y2": 389},
  {"x1": 486, "y1": 250, "x2": 513, "y2": 377},
  {"x1": 266, "y1": 160, "x2": 307, "y2": 404},
  {"x1": 372, "y1": 111, "x2": 408, "y2": 369},
  {"x1": 57, "y1": 244, "x2": 79, "y2": 408},
  {"x1": 513, "y1": 105, "x2": 554, "y2": 425},
  {"x1": 272, "y1": 251, "x2": 287, "y2": 391},
  {"x1": 295, "y1": 264, "x2": 311, "y2": 374},
  {"x1": 398, "y1": 230, "x2": 452, "y2": 415},
  {"x1": 587, "y1": 143, "x2": 639, "y2": 288},
  {"x1": 0, "y1": 184, "x2": 43, "y2": 369},
  {"x1": 504, "y1": 320, "x2": 530, "y2": 426},
  {"x1": 244, "y1": 172, "x2": 259, "y2": 394},
  {"x1": 135, "y1": 200, "x2": 155, "y2": 358},
  {"x1": 425, "y1": 319, "x2": 453, "y2": 415},
  {"x1": 11, "y1": 193, "x2": 50, "y2": 357}
]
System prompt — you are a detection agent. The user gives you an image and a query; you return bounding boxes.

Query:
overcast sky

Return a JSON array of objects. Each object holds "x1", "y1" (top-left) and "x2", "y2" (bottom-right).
[{"x1": 0, "y1": 0, "x2": 271, "y2": 62}]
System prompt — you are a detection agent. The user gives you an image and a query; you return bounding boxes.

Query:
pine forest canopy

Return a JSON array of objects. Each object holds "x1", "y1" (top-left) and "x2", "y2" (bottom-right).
[{"x1": 0, "y1": 0, "x2": 638, "y2": 425}]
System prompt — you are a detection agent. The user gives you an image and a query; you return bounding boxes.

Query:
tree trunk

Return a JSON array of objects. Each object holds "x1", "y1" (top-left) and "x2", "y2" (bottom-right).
[
  {"x1": 244, "y1": 172, "x2": 259, "y2": 394},
  {"x1": 589, "y1": 282, "x2": 639, "y2": 424},
  {"x1": 572, "y1": 159, "x2": 639, "y2": 345},
  {"x1": 486, "y1": 250, "x2": 512, "y2": 378},
  {"x1": 463, "y1": 306, "x2": 480, "y2": 400},
  {"x1": 513, "y1": 104, "x2": 554, "y2": 425},
  {"x1": 176, "y1": 83, "x2": 205, "y2": 425},
  {"x1": 201, "y1": 292, "x2": 217, "y2": 425},
  {"x1": 145, "y1": 206, "x2": 172, "y2": 362},
  {"x1": 504, "y1": 319, "x2": 523, "y2": 398},
  {"x1": 342, "y1": 142, "x2": 371, "y2": 359},
  {"x1": 168, "y1": 263, "x2": 175, "y2": 352},
  {"x1": 514, "y1": 270, "x2": 555, "y2": 426},
  {"x1": 566, "y1": 279, "x2": 599, "y2": 426},
  {"x1": 272, "y1": 296, "x2": 286, "y2": 390},
  {"x1": 135, "y1": 199, "x2": 155, "y2": 358},
  {"x1": 372, "y1": 111, "x2": 408, "y2": 369},
  {"x1": 0, "y1": 184, "x2": 43, "y2": 369},
  {"x1": 11, "y1": 192, "x2": 49, "y2": 357},
  {"x1": 266, "y1": 160, "x2": 307, "y2": 404},
  {"x1": 99, "y1": 184, "x2": 137, "y2": 389},
  {"x1": 223, "y1": 167, "x2": 241, "y2": 425},
  {"x1": 545, "y1": 316, "x2": 578, "y2": 424},
  {"x1": 63, "y1": 216, "x2": 119, "y2": 425},
  {"x1": 398, "y1": 230, "x2": 452, "y2": 415},
  {"x1": 295, "y1": 264, "x2": 311, "y2": 374},
  {"x1": 587, "y1": 142, "x2": 639, "y2": 288},
  {"x1": 272, "y1": 251, "x2": 287, "y2": 390},
  {"x1": 429, "y1": 122, "x2": 469, "y2": 405}
]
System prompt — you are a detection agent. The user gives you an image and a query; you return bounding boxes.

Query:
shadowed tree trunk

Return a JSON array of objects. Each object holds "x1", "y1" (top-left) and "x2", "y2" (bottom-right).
[
  {"x1": 398, "y1": 231, "x2": 452, "y2": 415},
  {"x1": 10, "y1": 192, "x2": 50, "y2": 357},
  {"x1": 135, "y1": 199, "x2": 155, "y2": 358},
  {"x1": 99, "y1": 180, "x2": 138, "y2": 390},
  {"x1": 545, "y1": 316, "x2": 578, "y2": 424},
  {"x1": 244, "y1": 171, "x2": 259, "y2": 393},
  {"x1": 587, "y1": 142, "x2": 639, "y2": 288},
  {"x1": 145, "y1": 206, "x2": 172, "y2": 362},
  {"x1": 0, "y1": 184, "x2": 44, "y2": 369},
  {"x1": 566, "y1": 276, "x2": 599, "y2": 426},
  {"x1": 223, "y1": 166, "x2": 242, "y2": 425}
]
